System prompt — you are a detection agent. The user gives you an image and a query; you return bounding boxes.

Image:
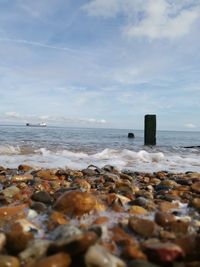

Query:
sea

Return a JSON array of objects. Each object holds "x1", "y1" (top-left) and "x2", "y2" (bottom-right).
[{"x1": 0, "y1": 125, "x2": 200, "y2": 173}]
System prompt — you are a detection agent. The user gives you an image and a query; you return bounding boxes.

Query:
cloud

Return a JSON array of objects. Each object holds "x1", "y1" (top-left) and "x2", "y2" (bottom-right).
[
  {"x1": 184, "y1": 123, "x2": 197, "y2": 129},
  {"x1": 83, "y1": 0, "x2": 200, "y2": 39},
  {"x1": 82, "y1": 0, "x2": 121, "y2": 18},
  {"x1": 0, "y1": 112, "x2": 107, "y2": 126}
]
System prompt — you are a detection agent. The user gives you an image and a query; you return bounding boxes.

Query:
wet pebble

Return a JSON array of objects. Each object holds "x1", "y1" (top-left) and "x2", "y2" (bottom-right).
[
  {"x1": 0, "y1": 255, "x2": 20, "y2": 267},
  {"x1": 85, "y1": 244, "x2": 126, "y2": 267},
  {"x1": 191, "y1": 182, "x2": 200, "y2": 193},
  {"x1": 129, "y1": 217, "x2": 159, "y2": 238},
  {"x1": 30, "y1": 252, "x2": 71, "y2": 267},
  {"x1": 31, "y1": 191, "x2": 52, "y2": 204},
  {"x1": 127, "y1": 260, "x2": 159, "y2": 267},
  {"x1": 54, "y1": 191, "x2": 105, "y2": 217},
  {"x1": 143, "y1": 241, "x2": 184, "y2": 264}
]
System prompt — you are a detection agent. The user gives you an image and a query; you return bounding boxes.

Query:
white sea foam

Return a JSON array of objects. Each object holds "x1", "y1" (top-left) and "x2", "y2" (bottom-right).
[{"x1": 0, "y1": 146, "x2": 199, "y2": 172}]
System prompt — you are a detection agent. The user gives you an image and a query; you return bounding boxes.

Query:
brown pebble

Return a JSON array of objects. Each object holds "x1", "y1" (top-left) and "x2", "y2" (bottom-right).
[
  {"x1": 0, "y1": 255, "x2": 20, "y2": 267},
  {"x1": 30, "y1": 252, "x2": 71, "y2": 267},
  {"x1": 54, "y1": 191, "x2": 105, "y2": 217},
  {"x1": 191, "y1": 198, "x2": 200, "y2": 209},
  {"x1": 155, "y1": 211, "x2": 176, "y2": 227},
  {"x1": 128, "y1": 205, "x2": 148, "y2": 215},
  {"x1": 121, "y1": 245, "x2": 147, "y2": 260},
  {"x1": 11, "y1": 173, "x2": 33, "y2": 182},
  {"x1": 191, "y1": 182, "x2": 200, "y2": 193},
  {"x1": 143, "y1": 241, "x2": 184, "y2": 264},
  {"x1": 129, "y1": 217, "x2": 159, "y2": 238}
]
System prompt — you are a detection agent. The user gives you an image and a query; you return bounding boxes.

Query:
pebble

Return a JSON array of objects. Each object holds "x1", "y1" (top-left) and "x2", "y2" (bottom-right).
[
  {"x1": 11, "y1": 173, "x2": 33, "y2": 182},
  {"x1": 85, "y1": 244, "x2": 126, "y2": 267},
  {"x1": 0, "y1": 232, "x2": 6, "y2": 251},
  {"x1": 129, "y1": 217, "x2": 159, "y2": 238},
  {"x1": 191, "y1": 182, "x2": 200, "y2": 193},
  {"x1": 127, "y1": 260, "x2": 159, "y2": 267},
  {"x1": 54, "y1": 191, "x2": 105, "y2": 217},
  {"x1": 30, "y1": 252, "x2": 71, "y2": 267},
  {"x1": 155, "y1": 211, "x2": 176, "y2": 227},
  {"x1": 2, "y1": 185, "x2": 20, "y2": 199},
  {"x1": 191, "y1": 198, "x2": 200, "y2": 209},
  {"x1": 128, "y1": 205, "x2": 148, "y2": 215},
  {"x1": 31, "y1": 191, "x2": 52, "y2": 204},
  {"x1": 143, "y1": 241, "x2": 184, "y2": 264},
  {"x1": 0, "y1": 255, "x2": 20, "y2": 267},
  {"x1": 121, "y1": 245, "x2": 147, "y2": 260}
]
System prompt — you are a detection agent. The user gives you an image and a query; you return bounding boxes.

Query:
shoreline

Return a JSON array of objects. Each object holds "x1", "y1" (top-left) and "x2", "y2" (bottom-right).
[{"x1": 0, "y1": 164, "x2": 200, "y2": 266}]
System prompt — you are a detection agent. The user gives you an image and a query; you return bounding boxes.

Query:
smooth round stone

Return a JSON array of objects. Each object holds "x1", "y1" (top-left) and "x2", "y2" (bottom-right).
[
  {"x1": 0, "y1": 232, "x2": 6, "y2": 251},
  {"x1": 155, "y1": 211, "x2": 176, "y2": 227},
  {"x1": 2, "y1": 186, "x2": 20, "y2": 198},
  {"x1": 128, "y1": 260, "x2": 159, "y2": 267},
  {"x1": 129, "y1": 217, "x2": 159, "y2": 238},
  {"x1": 54, "y1": 191, "x2": 105, "y2": 217},
  {"x1": 31, "y1": 201, "x2": 48, "y2": 213},
  {"x1": 0, "y1": 204, "x2": 27, "y2": 219},
  {"x1": 85, "y1": 244, "x2": 126, "y2": 267},
  {"x1": 143, "y1": 242, "x2": 184, "y2": 264},
  {"x1": 36, "y1": 169, "x2": 58, "y2": 180},
  {"x1": 18, "y1": 164, "x2": 33, "y2": 172},
  {"x1": 0, "y1": 255, "x2": 20, "y2": 267},
  {"x1": 121, "y1": 245, "x2": 147, "y2": 260},
  {"x1": 31, "y1": 252, "x2": 71, "y2": 267},
  {"x1": 191, "y1": 182, "x2": 200, "y2": 193},
  {"x1": 128, "y1": 205, "x2": 148, "y2": 215},
  {"x1": 31, "y1": 191, "x2": 52, "y2": 204},
  {"x1": 191, "y1": 198, "x2": 200, "y2": 209},
  {"x1": 11, "y1": 173, "x2": 33, "y2": 182}
]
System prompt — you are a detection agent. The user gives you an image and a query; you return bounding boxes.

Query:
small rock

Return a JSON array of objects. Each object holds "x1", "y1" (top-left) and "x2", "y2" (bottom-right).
[
  {"x1": 19, "y1": 240, "x2": 51, "y2": 265},
  {"x1": 121, "y1": 245, "x2": 147, "y2": 260},
  {"x1": 129, "y1": 217, "x2": 159, "y2": 238},
  {"x1": 30, "y1": 201, "x2": 47, "y2": 213},
  {"x1": 143, "y1": 241, "x2": 184, "y2": 264},
  {"x1": 155, "y1": 211, "x2": 176, "y2": 227},
  {"x1": 159, "y1": 201, "x2": 179, "y2": 212},
  {"x1": 128, "y1": 205, "x2": 148, "y2": 215},
  {"x1": 30, "y1": 252, "x2": 71, "y2": 267},
  {"x1": 6, "y1": 222, "x2": 34, "y2": 253},
  {"x1": 191, "y1": 182, "x2": 200, "y2": 193},
  {"x1": 36, "y1": 169, "x2": 58, "y2": 180},
  {"x1": 128, "y1": 260, "x2": 159, "y2": 267},
  {"x1": 85, "y1": 244, "x2": 126, "y2": 267},
  {"x1": 2, "y1": 186, "x2": 20, "y2": 199},
  {"x1": 0, "y1": 232, "x2": 6, "y2": 251},
  {"x1": 191, "y1": 198, "x2": 200, "y2": 209},
  {"x1": 54, "y1": 191, "x2": 105, "y2": 217},
  {"x1": 31, "y1": 191, "x2": 52, "y2": 204},
  {"x1": 0, "y1": 204, "x2": 27, "y2": 220},
  {"x1": 18, "y1": 164, "x2": 33, "y2": 172},
  {"x1": 111, "y1": 226, "x2": 135, "y2": 246},
  {"x1": 0, "y1": 255, "x2": 20, "y2": 267},
  {"x1": 11, "y1": 173, "x2": 33, "y2": 182}
]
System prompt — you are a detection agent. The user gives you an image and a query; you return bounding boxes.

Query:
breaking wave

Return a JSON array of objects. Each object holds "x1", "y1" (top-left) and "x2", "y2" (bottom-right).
[{"x1": 0, "y1": 146, "x2": 199, "y2": 172}]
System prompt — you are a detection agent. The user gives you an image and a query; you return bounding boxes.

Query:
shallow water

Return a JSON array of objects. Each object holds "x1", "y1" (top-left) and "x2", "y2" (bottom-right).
[{"x1": 0, "y1": 125, "x2": 200, "y2": 172}]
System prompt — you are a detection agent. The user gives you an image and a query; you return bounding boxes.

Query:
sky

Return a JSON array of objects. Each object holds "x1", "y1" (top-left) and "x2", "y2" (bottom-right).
[{"x1": 0, "y1": 0, "x2": 200, "y2": 130}]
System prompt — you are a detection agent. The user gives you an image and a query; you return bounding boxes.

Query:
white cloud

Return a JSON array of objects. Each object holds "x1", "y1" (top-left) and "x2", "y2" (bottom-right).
[
  {"x1": 82, "y1": 0, "x2": 121, "y2": 18},
  {"x1": 184, "y1": 123, "x2": 197, "y2": 128},
  {"x1": 0, "y1": 112, "x2": 107, "y2": 126},
  {"x1": 83, "y1": 0, "x2": 200, "y2": 39}
]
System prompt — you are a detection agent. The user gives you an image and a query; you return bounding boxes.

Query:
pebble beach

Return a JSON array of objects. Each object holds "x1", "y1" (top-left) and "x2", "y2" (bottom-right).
[{"x1": 0, "y1": 164, "x2": 200, "y2": 267}]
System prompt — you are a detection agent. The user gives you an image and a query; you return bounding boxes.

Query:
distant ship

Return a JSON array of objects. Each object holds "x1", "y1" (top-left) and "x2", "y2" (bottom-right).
[{"x1": 26, "y1": 122, "x2": 47, "y2": 127}]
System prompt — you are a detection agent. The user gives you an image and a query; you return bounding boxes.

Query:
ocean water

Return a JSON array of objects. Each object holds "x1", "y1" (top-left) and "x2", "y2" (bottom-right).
[{"x1": 0, "y1": 125, "x2": 200, "y2": 172}]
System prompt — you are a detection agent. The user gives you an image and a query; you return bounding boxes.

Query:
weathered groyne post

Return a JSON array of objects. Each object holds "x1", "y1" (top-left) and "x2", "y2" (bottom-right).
[{"x1": 144, "y1": 114, "x2": 156, "y2": 145}]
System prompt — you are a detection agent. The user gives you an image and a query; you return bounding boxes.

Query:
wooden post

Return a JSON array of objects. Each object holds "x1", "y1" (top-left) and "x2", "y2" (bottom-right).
[{"x1": 144, "y1": 114, "x2": 156, "y2": 145}]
